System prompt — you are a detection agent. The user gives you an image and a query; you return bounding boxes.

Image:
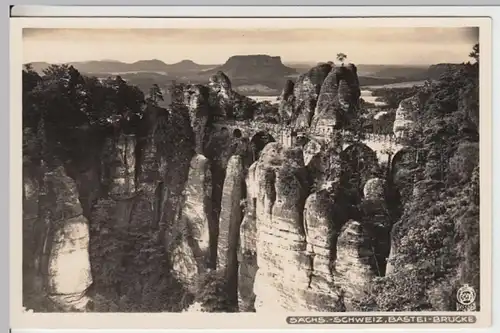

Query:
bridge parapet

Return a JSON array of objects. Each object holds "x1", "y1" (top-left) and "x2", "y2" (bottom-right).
[
  {"x1": 211, "y1": 120, "x2": 407, "y2": 159},
  {"x1": 211, "y1": 120, "x2": 288, "y2": 146}
]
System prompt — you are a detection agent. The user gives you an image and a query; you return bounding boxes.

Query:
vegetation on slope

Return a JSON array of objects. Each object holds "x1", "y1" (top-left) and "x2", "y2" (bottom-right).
[{"x1": 353, "y1": 44, "x2": 480, "y2": 311}]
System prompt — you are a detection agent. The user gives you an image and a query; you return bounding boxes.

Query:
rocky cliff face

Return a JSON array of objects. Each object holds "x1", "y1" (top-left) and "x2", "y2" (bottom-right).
[
  {"x1": 312, "y1": 64, "x2": 361, "y2": 131},
  {"x1": 393, "y1": 95, "x2": 420, "y2": 139},
  {"x1": 183, "y1": 84, "x2": 210, "y2": 154},
  {"x1": 278, "y1": 80, "x2": 295, "y2": 123},
  {"x1": 292, "y1": 63, "x2": 333, "y2": 129},
  {"x1": 279, "y1": 62, "x2": 361, "y2": 134},
  {"x1": 102, "y1": 134, "x2": 137, "y2": 199},
  {"x1": 170, "y1": 154, "x2": 212, "y2": 289},
  {"x1": 208, "y1": 71, "x2": 257, "y2": 120},
  {"x1": 240, "y1": 141, "x2": 393, "y2": 312},
  {"x1": 43, "y1": 166, "x2": 93, "y2": 311}
]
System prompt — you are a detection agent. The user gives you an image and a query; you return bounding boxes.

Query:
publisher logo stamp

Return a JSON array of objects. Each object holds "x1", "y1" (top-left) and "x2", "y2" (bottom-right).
[{"x1": 456, "y1": 284, "x2": 476, "y2": 311}]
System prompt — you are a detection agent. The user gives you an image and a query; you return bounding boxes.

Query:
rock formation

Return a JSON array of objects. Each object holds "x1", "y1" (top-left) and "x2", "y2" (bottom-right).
[
  {"x1": 43, "y1": 166, "x2": 93, "y2": 311},
  {"x1": 360, "y1": 178, "x2": 392, "y2": 275},
  {"x1": 334, "y1": 220, "x2": 377, "y2": 311},
  {"x1": 238, "y1": 161, "x2": 260, "y2": 311},
  {"x1": 183, "y1": 84, "x2": 210, "y2": 154},
  {"x1": 208, "y1": 71, "x2": 234, "y2": 119},
  {"x1": 171, "y1": 154, "x2": 212, "y2": 288},
  {"x1": 217, "y1": 155, "x2": 245, "y2": 306},
  {"x1": 241, "y1": 142, "x2": 390, "y2": 312},
  {"x1": 217, "y1": 155, "x2": 245, "y2": 269},
  {"x1": 302, "y1": 189, "x2": 345, "y2": 311},
  {"x1": 292, "y1": 63, "x2": 333, "y2": 129},
  {"x1": 311, "y1": 64, "x2": 361, "y2": 132},
  {"x1": 393, "y1": 95, "x2": 420, "y2": 139},
  {"x1": 251, "y1": 143, "x2": 311, "y2": 311},
  {"x1": 207, "y1": 71, "x2": 257, "y2": 120},
  {"x1": 278, "y1": 80, "x2": 295, "y2": 123},
  {"x1": 102, "y1": 134, "x2": 137, "y2": 199}
]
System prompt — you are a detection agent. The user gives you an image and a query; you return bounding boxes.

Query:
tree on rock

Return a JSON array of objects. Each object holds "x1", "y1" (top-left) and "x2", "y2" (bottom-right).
[{"x1": 337, "y1": 53, "x2": 348, "y2": 66}]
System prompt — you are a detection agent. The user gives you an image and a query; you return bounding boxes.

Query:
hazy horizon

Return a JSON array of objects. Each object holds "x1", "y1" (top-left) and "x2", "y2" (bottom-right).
[{"x1": 23, "y1": 27, "x2": 479, "y2": 66}]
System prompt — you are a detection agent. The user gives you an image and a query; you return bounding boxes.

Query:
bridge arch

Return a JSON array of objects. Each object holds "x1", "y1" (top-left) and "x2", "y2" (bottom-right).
[
  {"x1": 389, "y1": 147, "x2": 419, "y2": 206},
  {"x1": 233, "y1": 128, "x2": 242, "y2": 138},
  {"x1": 339, "y1": 142, "x2": 382, "y2": 198},
  {"x1": 391, "y1": 148, "x2": 418, "y2": 174},
  {"x1": 250, "y1": 131, "x2": 276, "y2": 161}
]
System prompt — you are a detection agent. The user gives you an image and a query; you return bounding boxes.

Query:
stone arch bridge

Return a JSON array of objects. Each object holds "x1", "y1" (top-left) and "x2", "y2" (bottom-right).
[{"x1": 211, "y1": 120, "x2": 406, "y2": 164}]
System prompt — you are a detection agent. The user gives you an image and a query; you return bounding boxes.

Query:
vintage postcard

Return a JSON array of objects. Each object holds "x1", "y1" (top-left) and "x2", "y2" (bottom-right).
[{"x1": 10, "y1": 9, "x2": 492, "y2": 329}]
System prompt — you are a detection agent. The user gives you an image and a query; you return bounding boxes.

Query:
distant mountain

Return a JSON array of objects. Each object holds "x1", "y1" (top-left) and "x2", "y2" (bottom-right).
[
  {"x1": 205, "y1": 55, "x2": 297, "y2": 79},
  {"x1": 426, "y1": 63, "x2": 465, "y2": 80},
  {"x1": 356, "y1": 64, "x2": 429, "y2": 78},
  {"x1": 168, "y1": 59, "x2": 215, "y2": 73},
  {"x1": 24, "y1": 59, "x2": 217, "y2": 75}
]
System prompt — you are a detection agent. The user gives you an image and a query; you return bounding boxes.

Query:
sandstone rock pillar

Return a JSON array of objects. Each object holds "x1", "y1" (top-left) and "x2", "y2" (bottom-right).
[
  {"x1": 217, "y1": 155, "x2": 245, "y2": 305},
  {"x1": 43, "y1": 166, "x2": 93, "y2": 311},
  {"x1": 334, "y1": 220, "x2": 377, "y2": 311},
  {"x1": 171, "y1": 154, "x2": 212, "y2": 289}
]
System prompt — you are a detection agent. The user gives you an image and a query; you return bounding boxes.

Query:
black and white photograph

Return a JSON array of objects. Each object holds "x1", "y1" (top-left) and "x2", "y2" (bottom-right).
[{"x1": 15, "y1": 16, "x2": 491, "y2": 326}]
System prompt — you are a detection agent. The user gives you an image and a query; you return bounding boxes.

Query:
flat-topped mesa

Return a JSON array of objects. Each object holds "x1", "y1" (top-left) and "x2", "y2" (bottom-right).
[
  {"x1": 311, "y1": 63, "x2": 361, "y2": 133},
  {"x1": 393, "y1": 94, "x2": 421, "y2": 140},
  {"x1": 217, "y1": 55, "x2": 297, "y2": 78}
]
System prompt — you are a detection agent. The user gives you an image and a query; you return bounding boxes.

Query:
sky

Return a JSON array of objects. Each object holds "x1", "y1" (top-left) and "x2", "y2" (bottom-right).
[{"x1": 23, "y1": 27, "x2": 479, "y2": 65}]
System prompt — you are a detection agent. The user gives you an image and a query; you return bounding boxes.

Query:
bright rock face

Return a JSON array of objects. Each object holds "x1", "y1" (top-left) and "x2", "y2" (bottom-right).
[
  {"x1": 217, "y1": 155, "x2": 245, "y2": 269},
  {"x1": 363, "y1": 178, "x2": 386, "y2": 201},
  {"x1": 393, "y1": 95, "x2": 420, "y2": 139},
  {"x1": 238, "y1": 162, "x2": 259, "y2": 311},
  {"x1": 241, "y1": 142, "x2": 388, "y2": 312},
  {"x1": 334, "y1": 220, "x2": 377, "y2": 311},
  {"x1": 172, "y1": 154, "x2": 212, "y2": 288},
  {"x1": 303, "y1": 190, "x2": 345, "y2": 311},
  {"x1": 249, "y1": 143, "x2": 313, "y2": 311},
  {"x1": 43, "y1": 166, "x2": 92, "y2": 311},
  {"x1": 218, "y1": 155, "x2": 245, "y2": 306}
]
